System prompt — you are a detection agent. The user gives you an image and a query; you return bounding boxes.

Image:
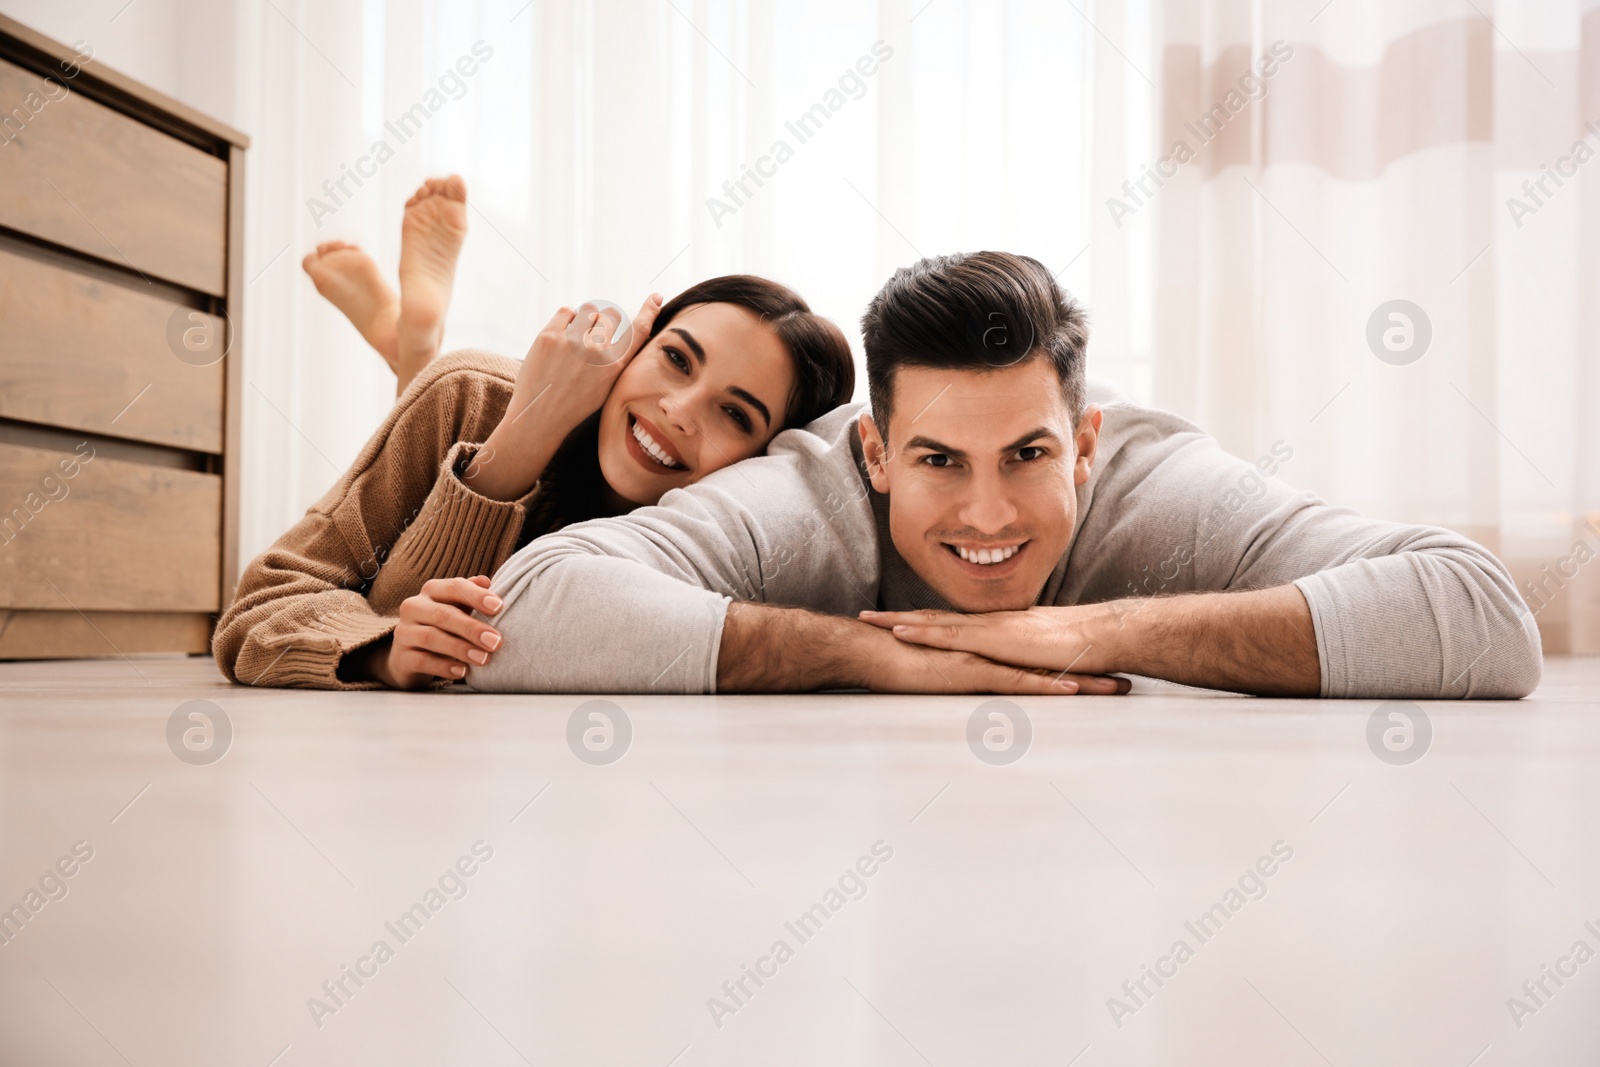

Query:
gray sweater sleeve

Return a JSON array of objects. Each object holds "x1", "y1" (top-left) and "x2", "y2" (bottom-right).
[
  {"x1": 466, "y1": 406, "x2": 880, "y2": 693},
  {"x1": 1064, "y1": 401, "x2": 1542, "y2": 699}
]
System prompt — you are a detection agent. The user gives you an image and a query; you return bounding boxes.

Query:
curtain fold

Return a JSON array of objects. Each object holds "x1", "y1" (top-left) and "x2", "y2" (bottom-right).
[{"x1": 1153, "y1": 0, "x2": 1599, "y2": 654}]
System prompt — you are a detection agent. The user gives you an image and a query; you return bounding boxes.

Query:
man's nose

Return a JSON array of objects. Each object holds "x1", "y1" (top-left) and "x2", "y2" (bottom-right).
[{"x1": 956, "y1": 472, "x2": 1018, "y2": 534}]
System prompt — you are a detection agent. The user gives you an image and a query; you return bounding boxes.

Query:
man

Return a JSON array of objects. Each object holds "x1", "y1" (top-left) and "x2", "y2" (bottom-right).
[{"x1": 469, "y1": 252, "x2": 1541, "y2": 698}]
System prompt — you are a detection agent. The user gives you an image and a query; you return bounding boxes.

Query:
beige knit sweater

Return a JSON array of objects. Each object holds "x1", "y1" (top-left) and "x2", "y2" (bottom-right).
[{"x1": 213, "y1": 350, "x2": 540, "y2": 688}]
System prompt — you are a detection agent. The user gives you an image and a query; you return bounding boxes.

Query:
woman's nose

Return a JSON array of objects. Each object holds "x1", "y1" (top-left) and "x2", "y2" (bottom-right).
[{"x1": 657, "y1": 392, "x2": 698, "y2": 436}]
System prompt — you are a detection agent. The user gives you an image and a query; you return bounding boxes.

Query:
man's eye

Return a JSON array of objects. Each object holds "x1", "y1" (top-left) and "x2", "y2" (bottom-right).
[
  {"x1": 663, "y1": 347, "x2": 690, "y2": 372},
  {"x1": 724, "y1": 405, "x2": 752, "y2": 432},
  {"x1": 1016, "y1": 446, "x2": 1046, "y2": 461},
  {"x1": 921, "y1": 454, "x2": 952, "y2": 468}
]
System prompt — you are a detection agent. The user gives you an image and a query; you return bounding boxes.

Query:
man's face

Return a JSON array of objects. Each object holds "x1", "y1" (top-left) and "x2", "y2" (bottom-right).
[{"x1": 858, "y1": 359, "x2": 1101, "y2": 612}]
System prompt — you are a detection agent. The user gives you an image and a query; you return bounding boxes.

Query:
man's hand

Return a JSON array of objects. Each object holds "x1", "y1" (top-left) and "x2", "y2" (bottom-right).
[
  {"x1": 362, "y1": 576, "x2": 504, "y2": 689},
  {"x1": 860, "y1": 626, "x2": 1130, "y2": 695},
  {"x1": 859, "y1": 606, "x2": 1107, "y2": 673},
  {"x1": 717, "y1": 601, "x2": 1131, "y2": 695},
  {"x1": 860, "y1": 585, "x2": 1321, "y2": 697}
]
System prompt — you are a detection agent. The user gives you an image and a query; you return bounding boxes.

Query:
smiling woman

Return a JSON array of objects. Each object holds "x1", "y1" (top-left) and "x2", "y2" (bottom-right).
[
  {"x1": 212, "y1": 273, "x2": 854, "y2": 691},
  {"x1": 594, "y1": 284, "x2": 836, "y2": 510}
]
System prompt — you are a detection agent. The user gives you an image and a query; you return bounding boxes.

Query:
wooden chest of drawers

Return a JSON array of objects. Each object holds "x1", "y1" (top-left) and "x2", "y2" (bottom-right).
[{"x1": 0, "y1": 14, "x2": 247, "y2": 659}]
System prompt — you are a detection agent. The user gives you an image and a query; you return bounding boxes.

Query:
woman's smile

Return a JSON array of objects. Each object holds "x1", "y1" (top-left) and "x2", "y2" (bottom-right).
[{"x1": 625, "y1": 412, "x2": 688, "y2": 473}]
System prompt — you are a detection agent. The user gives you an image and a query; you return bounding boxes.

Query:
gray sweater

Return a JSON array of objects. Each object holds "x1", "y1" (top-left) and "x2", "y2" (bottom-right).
[{"x1": 470, "y1": 381, "x2": 1542, "y2": 698}]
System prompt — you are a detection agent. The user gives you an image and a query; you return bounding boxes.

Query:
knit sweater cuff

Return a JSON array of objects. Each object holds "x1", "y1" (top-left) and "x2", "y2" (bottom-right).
[
  {"x1": 367, "y1": 442, "x2": 540, "y2": 613},
  {"x1": 242, "y1": 610, "x2": 399, "y2": 690}
]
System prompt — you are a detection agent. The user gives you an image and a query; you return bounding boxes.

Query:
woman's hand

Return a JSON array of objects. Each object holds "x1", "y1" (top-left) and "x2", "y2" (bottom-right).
[
  {"x1": 366, "y1": 576, "x2": 504, "y2": 689},
  {"x1": 465, "y1": 296, "x2": 663, "y2": 501}
]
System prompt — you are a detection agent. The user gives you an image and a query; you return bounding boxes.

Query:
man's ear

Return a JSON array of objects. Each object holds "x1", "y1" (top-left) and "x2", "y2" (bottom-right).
[
  {"x1": 1073, "y1": 405, "x2": 1103, "y2": 488},
  {"x1": 858, "y1": 412, "x2": 892, "y2": 494}
]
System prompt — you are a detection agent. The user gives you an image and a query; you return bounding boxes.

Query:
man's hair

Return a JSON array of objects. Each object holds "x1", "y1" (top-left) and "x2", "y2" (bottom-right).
[{"x1": 860, "y1": 251, "x2": 1089, "y2": 430}]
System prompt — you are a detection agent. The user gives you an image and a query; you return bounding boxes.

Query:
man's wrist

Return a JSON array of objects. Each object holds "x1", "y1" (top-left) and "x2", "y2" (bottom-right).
[
  {"x1": 1077, "y1": 597, "x2": 1149, "y2": 675},
  {"x1": 718, "y1": 602, "x2": 870, "y2": 692},
  {"x1": 1074, "y1": 587, "x2": 1320, "y2": 695}
]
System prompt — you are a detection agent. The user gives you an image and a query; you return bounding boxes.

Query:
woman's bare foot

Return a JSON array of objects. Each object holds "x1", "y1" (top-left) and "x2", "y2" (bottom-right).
[
  {"x1": 396, "y1": 175, "x2": 469, "y2": 393},
  {"x1": 301, "y1": 242, "x2": 400, "y2": 370}
]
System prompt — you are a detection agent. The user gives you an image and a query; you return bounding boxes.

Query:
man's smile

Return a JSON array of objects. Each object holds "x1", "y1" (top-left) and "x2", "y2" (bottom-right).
[{"x1": 942, "y1": 538, "x2": 1030, "y2": 577}]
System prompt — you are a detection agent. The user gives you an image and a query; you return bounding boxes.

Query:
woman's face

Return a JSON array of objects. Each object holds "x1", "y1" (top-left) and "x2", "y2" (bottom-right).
[{"x1": 597, "y1": 302, "x2": 797, "y2": 507}]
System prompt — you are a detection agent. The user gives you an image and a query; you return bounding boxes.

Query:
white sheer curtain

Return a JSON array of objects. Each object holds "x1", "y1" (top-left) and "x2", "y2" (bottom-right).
[
  {"x1": 231, "y1": 0, "x2": 1155, "y2": 559},
  {"x1": 1152, "y1": 0, "x2": 1599, "y2": 654},
  {"x1": 231, "y1": 0, "x2": 1593, "y2": 654}
]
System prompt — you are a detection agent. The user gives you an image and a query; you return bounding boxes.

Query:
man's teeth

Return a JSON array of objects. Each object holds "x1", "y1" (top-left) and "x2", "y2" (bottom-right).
[
  {"x1": 955, "y1": 544, "x2": 1021, "y2": 566},
  {"x1": 631, "y1": 419, "x2": 684, "y2": 469}
]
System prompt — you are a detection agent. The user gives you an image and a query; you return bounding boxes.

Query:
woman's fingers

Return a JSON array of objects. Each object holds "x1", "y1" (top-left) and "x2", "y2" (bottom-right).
[
  {"x1": 422, "y1": 576, "x2": 504, "y2": 619},
  {"x1": 411, "y1": 622, "x2": 491, "y2": 667},
  {"x1": 542, "y1": 306, "x2": 578, "y2": 336},
  {"x1": 396, "y1": 647, "x2": 470, "y2": 682},
  {"x1": 594, "y1": 305, "x2": 624, "y2": 342},
  {"x1": 573, "y1": 302, "x2": 618, "y2": 347},
  {"x1": 622, "y1": 293, "x2": 664, "y2": 359},
  {"x1": 421, "y1": 601, "x2": 501, "y2": 651}
]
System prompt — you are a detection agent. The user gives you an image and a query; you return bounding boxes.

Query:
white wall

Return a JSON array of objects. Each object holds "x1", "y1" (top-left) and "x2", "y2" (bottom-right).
[{"x1": 0, "y1": 0, "x2": 236, "y2": 124}]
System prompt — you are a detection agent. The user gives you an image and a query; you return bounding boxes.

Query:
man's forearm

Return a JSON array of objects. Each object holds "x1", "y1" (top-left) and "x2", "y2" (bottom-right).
[
  {"x1": 717, "y1": 602, "x2": 868, "y2": 691},
  {"x1": 1094, "y1": 584, "x2": 1320, "y2": 696}
]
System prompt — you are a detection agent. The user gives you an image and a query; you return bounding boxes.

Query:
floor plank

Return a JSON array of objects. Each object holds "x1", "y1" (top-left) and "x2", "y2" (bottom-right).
[{"x1": 0, "y1": 656, "x2": 1597, "y2": 1065}]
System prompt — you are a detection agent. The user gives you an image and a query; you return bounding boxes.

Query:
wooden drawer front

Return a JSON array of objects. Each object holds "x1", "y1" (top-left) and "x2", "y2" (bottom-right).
[
  {"x1": 0, "y1": 609, "x2": 209, "y2": 658},
  {"x1": 0, "y1": 57, "x2": 228, "y2": 295},
  {"x1": 0, "y1": 247, "x2": 224, "y2": 452},
  {"x1": 0, "y1": 442, "x2": 220, "y2": 611}
]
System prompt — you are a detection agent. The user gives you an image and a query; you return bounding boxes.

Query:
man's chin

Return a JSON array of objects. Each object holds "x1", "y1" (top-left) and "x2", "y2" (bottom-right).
[{"x1": 930, "y1": 576, "x2": 1044, "y2": 614}]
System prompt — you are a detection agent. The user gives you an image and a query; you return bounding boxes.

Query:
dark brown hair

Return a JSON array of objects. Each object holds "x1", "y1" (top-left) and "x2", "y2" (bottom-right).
[
  {"x1": 529, "y1": 275, "x2": 855, "y2": 532},
  {"x1": 860, "y1": 251, "x2": 1089, "y2": 430}
]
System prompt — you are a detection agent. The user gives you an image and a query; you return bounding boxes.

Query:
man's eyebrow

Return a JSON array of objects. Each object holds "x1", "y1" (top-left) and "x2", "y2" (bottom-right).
[
  {"x1": 728, "y1": 387, "x2": 771, "y2": 429},
  {"x1": 1000, "y1": 426, "x2": 1060, "y2": 452},
  {"x1": 904, "y1": 434, "x2": 965, "y2": 458},
  {"x1": 903, "y1": 427, "x2": 1060, "y2": 457},
  {"x1": 667, "y1": 327, "x2": 705, "y2": 365}
]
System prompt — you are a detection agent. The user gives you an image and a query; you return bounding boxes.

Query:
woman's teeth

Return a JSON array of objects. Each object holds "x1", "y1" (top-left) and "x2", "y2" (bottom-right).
[
  {"x1": 631, "y1": 419, "x2": 685, "y2": 470},
  {"x1": 954, "y1": 544, "x2": 1021, "y2": 566}
]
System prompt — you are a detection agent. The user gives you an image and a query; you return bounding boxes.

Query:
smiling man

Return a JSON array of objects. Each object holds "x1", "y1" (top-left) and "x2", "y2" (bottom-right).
[{"x1": 471, "y1": 252, "x2": 1542, "y2": 698}]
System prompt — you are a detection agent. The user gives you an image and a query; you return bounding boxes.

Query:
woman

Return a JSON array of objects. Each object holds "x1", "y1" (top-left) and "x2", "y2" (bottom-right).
[{"x1": 215, "y1": 179, "x2": 854, "y2": 689}]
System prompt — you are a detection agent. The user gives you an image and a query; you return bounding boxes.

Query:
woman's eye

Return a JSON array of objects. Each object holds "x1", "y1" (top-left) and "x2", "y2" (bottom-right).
[
  {"x1": 663, "y1": 347, "x2": 690, "y2": 372},
  {"x1": 724, "y1": 405, "x2": 752, "y2": 433}
]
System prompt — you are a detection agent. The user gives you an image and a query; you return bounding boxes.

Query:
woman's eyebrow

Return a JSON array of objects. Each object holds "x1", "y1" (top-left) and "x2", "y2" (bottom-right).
[
  {"x1": 728, "y1": 387, "x2": 771, "y2": 429},
  {"x1": 667, "y1": 327, "x2": 705, "y2": 365}
]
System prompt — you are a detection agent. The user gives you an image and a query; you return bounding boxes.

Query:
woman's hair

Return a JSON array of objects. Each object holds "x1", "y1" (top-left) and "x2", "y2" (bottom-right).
[
  {"x1": 527, "y1": 275, "x2": 855, "y2": 532},
  {"x1": 650, "y1": 274, "x2": 855, "y2": 430}
]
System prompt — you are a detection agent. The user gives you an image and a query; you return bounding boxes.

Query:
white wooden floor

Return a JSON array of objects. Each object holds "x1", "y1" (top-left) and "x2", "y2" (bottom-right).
[{"x1": 1, "y1": 656, "x2": 1598, "y2": 1066}]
